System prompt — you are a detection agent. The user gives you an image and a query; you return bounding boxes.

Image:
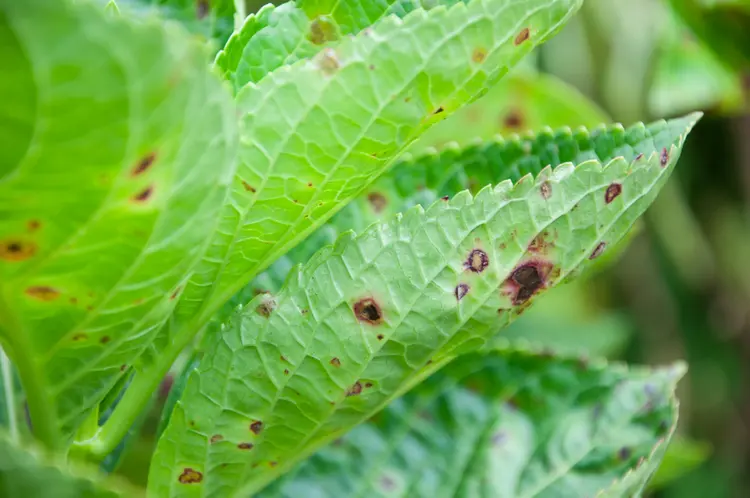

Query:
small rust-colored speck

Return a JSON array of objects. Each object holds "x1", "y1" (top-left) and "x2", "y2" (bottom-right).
[
  {"x1": 353, "y1": 298, "x2": 382, "y2": 325},
  {"x1": 465, "y1": 249, "x2": 489, "y2": 273},
  {"x1": 540, "y1": 182, "x2": 552, "y2": 199},
  {"x1": 170, "y1": 287, "x2": 181, "y2": 300},
  {"x1": 250, "y1": 421, "x2": 263, "y2": 435},
  {"x1": 433, "y1": 106, "x2": 444, "y2": 115},
  {"x1": 238, "y1": 442, "x2": 254, "y2": 450},
  {"x1": 27, "y1": 220, "x2": 41, "y2": 232},
  {"x1": 188, "y1": 420, "x2": 195, "y2": 428},
  {"x1": 133, "y1": 152, "x2": 156, "y2": 176},
  {"x1": 1, "y1": 240, "x2": 36, "y2": 261},
  {"x1": 210, "y1": 434, "x2": 223, "y2": 444},
  {"x1": 330, "y1": 357, "x2": 341, "y2": 367},
  {"x1": 100, "y1": 336, "x2": 111, "y2": 344},
  {"x1": 69, "y1": 297, "x2": 78, "y2": 305},
  {"x1": 25, "y1": 286, "x2": 60, "y2": 301},
  {"x1": 589, "y1": 242, "x2": 607, "y2": 260},
  {"x1": 528, "y1": 232, "x2": 554, "y2": 254},
  {"x1": 367, "y1": 192, "x2": 387, "y2": 213},
  {"x1": 455, "y1": 283, "x2": 469, "y2": 300},
  {"x1": 635, "y1": 152, "x2": 644, "y2": 161},
  {"x1": 660, "y1": 147, "x2": 669, "y2": 167},
  {"x1": 503, "y1": 109, "x2": 524, "y2": 129},
  {"x1": 133, "y1": 185, "x2": 153, "y2": 202},
  {"x1": 269, "y1": 461, "x2": 278, "y2": 468},
  {"x1": 241, "y1": 180, "x2": 256, "y2": 193},
  {"x1": 283, "y1": 369, "x2": 289, "y2": 375},
  {"x1": 347, "y1": 381, "x2": 363, "y2": 397},
  {"x1": 365, "y1": 382, "x2": 373, "y2": 388},
  {"x1": 514, "y1": 27, "x2": 530, "y2": 45},
  {"x1": 441, "y1": 196, "x2": 449, "y2": 201},
  {"x1": 120, "y1": 364, "x2": 128, "y2": 372},
  {"x1": 280, "y1": 355, "x2": 288, "y2": 362},
  {"x1": 605, "y1": 183, "x2": 622, "y2": 204},
  {"x1": 178, "y1": 468, "x2": 203, "y2": 484},
  {"x1": 72, "y1": 333, "x2": 88, "y2": 342},
  {"x1": 472, "y1": 47, "x2": 487, "y2": 63},
  {"x1": 376, "y1": 334, "x2": 384, "y2": 341}
]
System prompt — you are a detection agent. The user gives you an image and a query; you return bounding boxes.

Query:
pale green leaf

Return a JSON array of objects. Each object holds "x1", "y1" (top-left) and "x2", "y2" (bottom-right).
[
  {"x1": 0, "y1": 431, "x2": 142, "y2": 497},
  {"x1": 155, "y1": 0, "x2": 583, "y2": 367},
  {"x1": 149, "y1": 114, "x2": 699, "y2": 497},
  {"x1": 0, "y1": 0, "x2": 237, "y2": 446},
  {"x1": 261, "y1": 347, "x2": 683, "y2": 498}
]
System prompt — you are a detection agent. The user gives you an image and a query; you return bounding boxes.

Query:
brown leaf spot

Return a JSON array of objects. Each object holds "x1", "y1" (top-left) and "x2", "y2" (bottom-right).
[
  {"x1": 353, "y1": 298, "x2": 382, "y2": 325},
  {"x1": 472, "y1": 47, "x2": 487, "y2": 63},
  {"x1": 502, "y1": 109, "x2": 524, "y2": 130},
  {"x1": 25, "y1": 286, "x2": 60, "y2": 301},
  {"x1": 178, "y1": 468, "x2": 203, "y2": 484},
  {"x1": 364, "y1": 382, "x2": 373, "y2": 388},
  {"x1": 250, "y1": 420, "x2": 264, "y2": 435},
  {"x1": 133, "y1": 185, "x2": 153, "y2": 202},
  {"x1": 100, "y1": 336, "x2": 111, "y2": 344},
  {"x1": 589, "y1": 242, "x2": 607, "y2": 260},
  {"x1": 72, "y1": 333, "x2": 88, "y2": 342},
  {"x1": 441, "y1": 195, "x2": 449, "y2": 201},
  {"x1": 256, "y1": 297, "x2": 276, "y2": 318},
  {"x1": 455, "y1": 283, "x2": 469, "y2": 300},
  {"x1": 316, "y1": 48, "x2": 339, "y2": 75},
  {"x1": 635, "y1": 152, "x2": 644, "y2": 161},
  {"x1": 1, "y1": 240, "x2": 36, "y2": 261},
  {"x1": 69, "y1": 297, "x2": 78, "y2": 305},
  {"x1": 605, "y1": 183, "x2": 622, "y2": 204},
  {"x1": 120, "y1": 364, "x2": 128, "y2": 371},
  {"x1": 241, "y1": 180, "x2": 256, "y2": 193},
  {"x1": 346, "y1": 381, "x2": 363, "y2": 397},
  {"x1": 660, "y1": 147, "x2": 669, "y2": 167},
  {"x1": 238, "y1": 442, "x2": 254, "y2": 450},
  {"x1": 376, "y1": 334, "x2": 384, "y2": 341},
  {"x1": 27, "y1": 220, "x2": 41, "y2": 232},
  {"x1": 433, "y1": 106, "x2": 444, "y2": 115},
  {"x1": 308, "y1": 16, "x2": 338, "y2": 45},
  {"x1": 367, "y1": 192, "x2": 387, "y2": 213},
  {"x1": 170, "y1": 286, "x2": 181, "y2": 300},
  {"x1": 283, "y1": 369, "x2": 289, "y2": 375},
  {"x1": 540, "y1": 182, "x2": 552, "y2": 200},
  {"x1": 465, "y1": 249, "x2": 489, "y2": 273},
  {"x1": 269, "y1": 461, "x2": 278, "y2": 468},
  {"x1": 210, "y1": 434, "x2": 223, "y2": 444},
  {"x1": 618, "y1": 446, "x2": 632, "y2": 461},
  {"x1": 505, "y1": 261, "x2": 553, "y2": 305},
  {"x1": 527, "y1": 232, "x2": 554, "y2": 254},
  {"x1": 514, "y1": 27, "x2": 530, "y2": 45},
  {"x1": 330, "y1": 357, "x2": 341, "y2": 367},
  {"x1": 132, "y1": 152, "x2": 156, "y2": 176}
]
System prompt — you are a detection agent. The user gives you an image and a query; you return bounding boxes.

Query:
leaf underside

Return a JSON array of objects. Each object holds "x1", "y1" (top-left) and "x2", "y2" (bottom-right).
[
  {"x1": 261, "y1": 347, "x2": 682, "y2": 498},
  {"x1": 151, "y1": 0, "x2": 584, "y2": 368},
  {"x1": 0, "y1": 0, "x2": 236, "y2": 443},
  {"x1": 149, "y1": 114, "x2": 699, "y2": 497}
]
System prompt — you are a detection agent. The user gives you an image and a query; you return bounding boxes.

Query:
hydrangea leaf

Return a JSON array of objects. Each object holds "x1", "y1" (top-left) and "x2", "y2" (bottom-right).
[
  {"x1": 155, "y1": 0, "x2": 583, "y2": 367},
  {"x1": 0, "y1": 431, "x2": 142, "y2": 497},
  {"x1": 149, "y1": 114, "x2": 699, "y2": 497},
  {"x1": 0, "y1": 0, "x2": 237, "y2": 446},
  {"x1": 260, "y1": 346, "x2": 683, "y2": 497}
]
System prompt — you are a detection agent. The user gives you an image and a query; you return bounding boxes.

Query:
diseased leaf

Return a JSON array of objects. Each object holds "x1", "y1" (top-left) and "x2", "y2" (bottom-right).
[
  {"x1": 0, "y1": 0, "x2": 237, "y2": 445},
  {"x1": 149, "y1": 114, "x2": 699, "y2": 497},
  {"x1": 261, "y1": 347, "x2": 683, "y2": 498},
  {"x1": 0, "y1": 431, "x2": 142, "y2": 497},
  {"x1": 152, "y1": 0, "x2": 584, "y2": 370}
]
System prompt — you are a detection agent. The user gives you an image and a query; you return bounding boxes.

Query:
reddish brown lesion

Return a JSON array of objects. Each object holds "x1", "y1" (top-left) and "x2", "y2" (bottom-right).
[
  {"x1": 132, "y1": 152, "x2": 157, "y2": 176},
  {"x1": 25, "y1": 286, "x2": 60, "y2": 301},
  {"x1": 178, "y1": 468, "x2": 203, "y2": 484},
  {"x1": 1, "y1": 239, "x2": 36, "y2": 261},
  {"x1": 514, "y1": 27, "x2": 531, "y2": 45},
  {"x1": 353, "y1": 298, "x2": 382, "y2": 325},
  {"x1": 502, "y1": 259, "x2": 554, "y2": 306},
  {"x1": 250, "y1": 421, "x2": 264, "y2": 435},
  {"x1": 605, "y1": 183, "x2": 622, "y2": 204},
  {"x1": 346, "y1": 381, "x2": 363, "y2": 397}
]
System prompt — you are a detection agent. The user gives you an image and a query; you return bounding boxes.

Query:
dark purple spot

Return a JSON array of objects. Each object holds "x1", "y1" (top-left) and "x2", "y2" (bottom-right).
[
  {"x1": 589, "y1": 242, "x2": 606, "y2": 260},
  {"x1": 618, "y1": 447, "x2": 632, "y2": 461},
  {"x1": 347, "y1": 381, "x2": 363, "y2": 397},
  {"x1": 540, "y1": 181, "x2": 552, "y2": 199},
  {"x1": 455, "y1": 283, "x2": 469, "y2": 300},
  {"x1": 465, "y1": 249, "x2": 489, "y2": 273},
  {"x1": 133, "y1": 185, "x2": 154, "y2": 202},
  {"x1": 660, "y1": 147, "x2": 669, "y2": 167},
  {"x1": 133, "y1": 152, "x2": 156, "y2": 176},
  {"x1": 250, "y1": 421, "x2": 263, "y2": 435}
]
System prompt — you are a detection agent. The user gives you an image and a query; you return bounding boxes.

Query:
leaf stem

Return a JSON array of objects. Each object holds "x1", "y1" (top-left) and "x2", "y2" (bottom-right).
[{"x1": 1, "y1": 347, "x2": 18, "y2": 444}]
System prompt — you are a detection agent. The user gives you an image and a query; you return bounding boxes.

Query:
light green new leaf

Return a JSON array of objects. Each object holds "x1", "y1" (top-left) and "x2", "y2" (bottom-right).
[
  {"x1": 261, "y1": 347, "x2": 683, "y2": 497},
  {"x1": 0, "y1": 431, "x2": 142, "y2": 497},
  {"x1": 157, "y1": 0, "x2": 583, "y2": 366},
  {"x1": 0, "y1": 0, "x2": 237, "y2": 446},
  {"x1": 150, "y1": 114, "x2": 699, "y2": 497}
]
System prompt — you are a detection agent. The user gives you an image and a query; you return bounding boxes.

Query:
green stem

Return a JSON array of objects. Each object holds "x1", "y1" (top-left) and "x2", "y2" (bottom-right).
[{"x1": 1, "y1": 347, "x2": 18, "y2": 444}]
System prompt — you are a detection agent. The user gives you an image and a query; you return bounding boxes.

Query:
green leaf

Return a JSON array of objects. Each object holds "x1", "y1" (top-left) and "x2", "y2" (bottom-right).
[
  {"x1": 0, "y1": 431, "x2": 142, "y2": 497},
  {"x1": 153, "y1": 0, "x2": 584, "y2": 374},
  {"x1": 0, "y1": 0, "x2": 237, "y2": 446},
  {"x1": 261, "y1": 347, "x2": 683, "y2": 497},
  {"x1": 150, "y1": 114, "x2": 699, "y2": 497},
  {"x1": 408, "y1": 70, "x2": 610, "y2": 154}
]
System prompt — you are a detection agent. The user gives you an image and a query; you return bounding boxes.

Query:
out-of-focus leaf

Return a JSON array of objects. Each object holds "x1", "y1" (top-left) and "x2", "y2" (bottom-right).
[
  {"x1": 0, "y1": 0, "x2": 237, "y2": 446},
  {"x1": 261, "y1": 347, "x2": 684, "y2": 497},
  {"x1": 0, "y1": 431, "x2": 142, "y2": 497},
  {"x1": 408, "y1": 70, "x2": 610, "y2": 154},
  {"x1": 149, "y1": 115, "x2": 699, "y2": 497}
]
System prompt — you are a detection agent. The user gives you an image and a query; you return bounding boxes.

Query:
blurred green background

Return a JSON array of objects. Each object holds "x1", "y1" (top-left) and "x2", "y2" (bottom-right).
[{"x1": 106, "y1": 0, "x2": 750, "y2": 496}]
